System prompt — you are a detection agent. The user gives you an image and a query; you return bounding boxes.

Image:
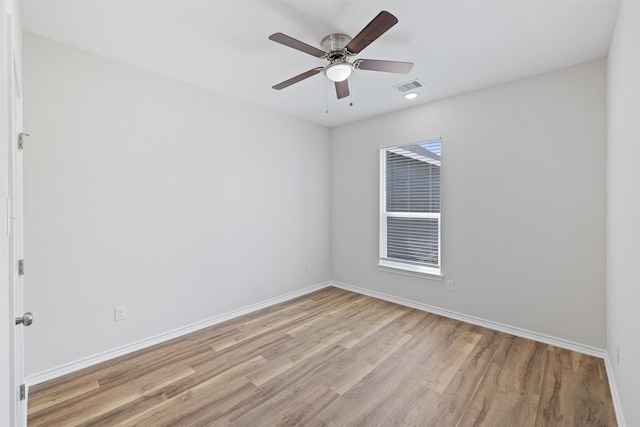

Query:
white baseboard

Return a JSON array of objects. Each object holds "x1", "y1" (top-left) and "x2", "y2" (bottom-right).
[
  {"x1": 330, "y1": 281, "x2": 606, "y2": 358},
  {"x1": 603, "y1": 353, "x2": 626, "y2": 427},
  {"x1": 26, "y1": 281, "x2": 331, "y2": 387}
]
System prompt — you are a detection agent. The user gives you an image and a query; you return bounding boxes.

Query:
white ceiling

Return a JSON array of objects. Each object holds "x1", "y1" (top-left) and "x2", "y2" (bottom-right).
[{"x1": 20, "y1": 0, "x2": 620, "y2": 128}]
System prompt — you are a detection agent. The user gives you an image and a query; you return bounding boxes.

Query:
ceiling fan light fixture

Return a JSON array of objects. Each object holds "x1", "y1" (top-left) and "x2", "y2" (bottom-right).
[
  {"x1": 269, "y1": 11, "x2": 413, "y2": 100},
  {"x1": 325, "y1": 62, "x2": 353, "y2": 82}
]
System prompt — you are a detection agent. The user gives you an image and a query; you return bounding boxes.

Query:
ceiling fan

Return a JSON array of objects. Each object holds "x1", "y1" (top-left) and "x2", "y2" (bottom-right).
[{"x1": 269, "y1": 11, "x2": 414, "y2": 100}]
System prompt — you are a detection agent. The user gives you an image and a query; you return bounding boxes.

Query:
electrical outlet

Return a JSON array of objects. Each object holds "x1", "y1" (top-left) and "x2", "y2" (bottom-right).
[
  {"x1": 616, "y1": 344, "x2": 620, "y2": 364},
  {"x1": 114, "y1": 305, "x2": 127, "y2": 321},
  {"x1": 447, "y1": 280, "x2": 455, "y2": 292},
  {"x1": 306, "y1": 263, "x2": 312, "y2": 272}
]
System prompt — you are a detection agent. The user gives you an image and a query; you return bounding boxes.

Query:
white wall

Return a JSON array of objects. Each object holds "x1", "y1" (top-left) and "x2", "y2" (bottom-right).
[
  {"x1": 22, "y1": 33, "x2": 331, "y2": 377},
  {"x1": 332, "y1": 59, "x2": 606, "y2": 350},
  {"x1": 606, "y1": 2, "x2": 640, "y2": 426}
]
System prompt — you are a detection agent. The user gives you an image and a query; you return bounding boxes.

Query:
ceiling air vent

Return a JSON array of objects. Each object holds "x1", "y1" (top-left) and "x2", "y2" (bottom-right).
[{"x1": 394, "y1": 79, "x2": 424, "y2": 93}]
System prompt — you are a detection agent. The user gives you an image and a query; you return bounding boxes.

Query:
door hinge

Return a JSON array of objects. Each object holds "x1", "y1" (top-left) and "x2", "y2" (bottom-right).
[
  {"x1": 18, "y1": 259, "x2": 24, "y2": 276},
  {"x1": 19, "y1": 384, "x2": 25, "y2": 401},
  {"x1": 18, "y1": 132, "x2": 32, "y2": 150}
]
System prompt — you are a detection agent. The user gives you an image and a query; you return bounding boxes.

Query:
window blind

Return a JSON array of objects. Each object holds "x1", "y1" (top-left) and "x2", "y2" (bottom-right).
[{"x1": 380, "y1": 139, "x2": 441, "y2": 272}]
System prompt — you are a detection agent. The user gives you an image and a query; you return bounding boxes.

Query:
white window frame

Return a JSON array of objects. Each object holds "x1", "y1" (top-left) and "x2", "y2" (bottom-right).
[{"x1": 379, "y1": 141, "x2": 442, "y2": 279}]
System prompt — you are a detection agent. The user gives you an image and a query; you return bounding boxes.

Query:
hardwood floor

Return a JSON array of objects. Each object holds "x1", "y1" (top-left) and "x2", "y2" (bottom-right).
[{"x1": 27, "y1": 287, "x2": 617, "y2": 426}]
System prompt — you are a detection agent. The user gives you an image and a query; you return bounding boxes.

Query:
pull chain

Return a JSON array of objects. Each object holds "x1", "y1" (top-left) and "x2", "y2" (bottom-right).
[
  {"x1": 349, "y1": 76, "x2": 354, "y2": 107},
  {"x1": 325, "y1": 80, "x2": 330, "y2": 114}
]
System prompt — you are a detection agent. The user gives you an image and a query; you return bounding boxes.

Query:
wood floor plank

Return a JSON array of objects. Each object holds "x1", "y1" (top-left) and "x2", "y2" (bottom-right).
[
  {"x1": 230, "y1": 381, "x2": 338, "y2": 426},
  {"x1": 161, "y1": 332, "x2": 292, "y2": 399},
  {"x1": 535, "y1": 347, "x2": 617, "y2": 426},
  {"x1": 333, "y1": 332, "x2": 413, "y2": 395},
  {"x1": 224, "y1": 344, "x2": 348, "y2": 423},
  {"x1": 389, "y1": 338, "x2": 498, "y2": 426},
  {"x1": 75, "y1": 389, "x2": 168, "y2": 427},
  {"x1": 118, "y1": 356, "x2": 266, "y2": 427},
  {"x1": 312, "y1": 313, "x2": 471, "y2": 425},
  {"x1": 347, "y1": 325, "x2": 501, "y2": 426},
  {"x1": 269, "y1": 313, "x2": 350, "y2": 359},
  {"x1": 318, "y1": 325, "x2": 413, "y2": 395},
  {"x1": 210, "y1": 309, "x2": 309, "y2": 351},
  {"x1": 247, "y1": 329, "x2": 351, "y2": 387},
  {"x1": 28, "y1": 287, "x2": 617, "y2": 427},
  {"x1": 27, "y1": 377, "x2": 100, "y2": 414},
  {"x1": 337, "y1": 307, "x2": 406, "y2": 349},
  {"x1": 29, "y1": 364, "x2": 195, "y2": 427},
  {"x1": 97, "y1": 343, "x2": 215, "y2": 388},
  {"x1": 457, "y1": 337, "x2": 549, "y2": 427},
  {"x1": 428, "y1": 329, "x2": 483, "y2": 393}
]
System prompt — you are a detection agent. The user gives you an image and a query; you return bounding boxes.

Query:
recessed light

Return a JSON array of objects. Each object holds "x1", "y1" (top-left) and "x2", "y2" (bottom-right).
[{"x1": 404, "y1": 92, "x2": 418, "y2": 100}]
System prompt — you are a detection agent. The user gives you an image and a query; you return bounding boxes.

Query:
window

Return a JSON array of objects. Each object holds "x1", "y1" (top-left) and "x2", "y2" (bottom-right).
[{"x1": 379, "y1": 139, "x2": 442, "y2": 277}]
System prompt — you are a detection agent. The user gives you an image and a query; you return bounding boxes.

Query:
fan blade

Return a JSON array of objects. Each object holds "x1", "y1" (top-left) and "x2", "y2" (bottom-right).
[
  {"x1": 272, "y1": 68, "x2": 322, "y2": 90},
  {"x1": 335, "y1": 80, "x2": 349, "y2": 99},
  {"x1": 355, "y1": 59, "x2": 413, "y2": 74},
  {"x1": 345, "y1": 11, "x2": 398, "y2": 54},
  {"x1": 269, "y1": 33, "x2": 326, "y2": 58}
]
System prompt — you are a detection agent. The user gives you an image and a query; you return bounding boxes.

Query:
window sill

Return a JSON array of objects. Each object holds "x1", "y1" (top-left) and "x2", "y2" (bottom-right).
[{"x1": 377, "y1": 261, "x2": 444, "y2": 281}]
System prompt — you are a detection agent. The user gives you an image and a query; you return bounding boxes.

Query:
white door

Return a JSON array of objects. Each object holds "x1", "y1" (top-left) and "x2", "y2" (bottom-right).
[{"x1": 7, "y1": 13, "x2": 28, "y2": 427}]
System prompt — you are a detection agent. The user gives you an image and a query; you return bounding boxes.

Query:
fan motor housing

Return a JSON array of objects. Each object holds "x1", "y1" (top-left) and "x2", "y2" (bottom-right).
[{"x1": 321, "y1": 33, "x2": 352, "y2": 61}]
